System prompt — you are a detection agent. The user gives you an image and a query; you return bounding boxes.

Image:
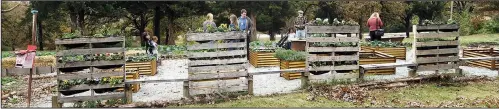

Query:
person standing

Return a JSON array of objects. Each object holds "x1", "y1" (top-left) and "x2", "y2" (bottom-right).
[
  {"x1": 367, "y1": 12, "x2": 384, "y2": 41},
  {"x1": 142, "y1": 32, "x2": 153, "y2": 55},
  {"x1": 294, "y1": 10, "x2": 307, "y2": 40},
  {"x1": 238, "y1": 9, "x2": 252, "y2": 33},
  {"x1": 229, "y1": 14, "x2": 238, "y2": 31},
  {"x1": 203, "y1": 13, "x2": 217, "y2": 33},
  {"x1": 151, "y1": 36, "x2": 159, "y2": 60}
]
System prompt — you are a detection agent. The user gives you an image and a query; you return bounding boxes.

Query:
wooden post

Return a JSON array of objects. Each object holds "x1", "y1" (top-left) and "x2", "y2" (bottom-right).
[
  {"x1": 51, "y1": 96, "x2": 61, "y2": 108},
  {"x1": 183, "y1": 81, "x2": 190, "y2": 98},
  {"x1": 300, "y1": 72, "x2": 309, "y2": 89},
  {"x1": 456, "y1": 68, "x2": 463, "y2": 76},
  {"x1": 491, "y1": 48, "x2": 496, "y2": 69},
  {"x1": 247, "y1": 75, "x2": 254, "y2": 95},
  {"x1": 359, "y1": 67, "x2": 365, "y2": 82},
  {"x1": 409, "y1": 68, "x2": 417, "y2": 77},
  {"x1": 125, "y1": 84, "x2": 133, "y2": 104}
]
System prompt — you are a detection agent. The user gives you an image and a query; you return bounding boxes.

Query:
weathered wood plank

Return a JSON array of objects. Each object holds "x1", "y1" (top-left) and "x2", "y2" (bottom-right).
[
  {"x1": 92, "y1": 72, "x2": 125, "y2": 79},
  {"x1": 416, "y1": 56, "x2": 459, "y2": 64},
  {"x1": 188, "y1": 50, "x2": 246, "y2": 58},
  {"x1": 307, "y1": 47, "x2": 359, "y2": 52},
  {"x1": 417, "y1": 48, "x2": 459, "y2": 55},
  {"x1": 417, "y1": 64, "x2": 459, "y2": 71},
  {"x1": 306, "y1": 37, "x2": 359, "y2": 42},
  {"x1": 186, "y1": 32, "x2": 246, "y2": 41},
  {"x1": 416, "y1": 25, "x2": 459, "y2": 31},
  {"x1": 309, "y1": 65, "x2": 358, "y2": 71},
  {"x1": 56, "y1": 61, "x2": 92, "y2": 68},
  {"x1": 58, "y1": 93, "x2": 124, "y2": 102},
  {"x1": 187, "y1": 42, "x2": 246, "y2": 50},
  {"x1": 306, "y1": 26, "x2": 360, "y2": 33},
  {"x1": 189, "y1": 58, "x2": 247, "y2": 66},
  {"x1": 307, "y1": 55, "x2": 359, "y2": 62},
  {"x1": 56, "y1": 48, "x2": 124, "y2": 56},
  {"x1": 59, "y1": 84, "x2": 124, "y2": 91},
  {"x1": 360, "y1": 62, "x2": 416, "y2": 70},
  {"x1": 189, "y1": 64, "x2": 246, "y2": 73},
  {"x1": 417, "y1": 32, "x2": 459, "y2": 38},
  {"x1": 92, "y1": 60, "x2": 126, "y2": 66},
  {"x1": 58, "y1": 73, "x2": 92, "y2": 80},
  {"x1": 55, "y1": 37, "x2": 124, "y2": 45},
  {"x1": 416, "y1": 40, "x2": 459, "y2": 47},
  {"x1": 189, "y1": 71, "x2": 247, "y2": 80},
  {"x1": 460, "y1": 57, "x2": 499, "y2": 61}
]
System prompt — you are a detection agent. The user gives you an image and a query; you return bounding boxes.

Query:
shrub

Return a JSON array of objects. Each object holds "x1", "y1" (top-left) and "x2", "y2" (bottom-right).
[
  {"x1": 478, "y1": 17, "x2": 499, "y2": 34},
  {"x1": 274, "y1": 49, "x2": 306, "y2": 61}
]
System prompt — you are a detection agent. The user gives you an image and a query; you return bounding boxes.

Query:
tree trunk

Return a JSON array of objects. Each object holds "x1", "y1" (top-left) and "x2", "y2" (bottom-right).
[
  {"x1": 167, "y1": 18, "x2": 176, "y2": 45},
  {"x1": 68, "y1": 5, "x2": 77, "y2": 33},
  {"x1": 405, "y1": 14, "x2": 412, "y2": 38},
  {"x1": 37, "y1": 20, "x2": 43, "y2": 51},
  {"x1": 77, "y1": 9, "x2": 85, "y2": 35},
  {"x1": 153, "y1": 6, "x2": 162, "y2": 45},
  {"x1": 250, "y1": 14, "x2": 257, "y2": 42}
]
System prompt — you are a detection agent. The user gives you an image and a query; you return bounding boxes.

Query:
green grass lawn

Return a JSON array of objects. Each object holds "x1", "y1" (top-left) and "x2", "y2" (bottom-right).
[{"x1": 181, "y1": 80, "x2": 499, "y2": 108}]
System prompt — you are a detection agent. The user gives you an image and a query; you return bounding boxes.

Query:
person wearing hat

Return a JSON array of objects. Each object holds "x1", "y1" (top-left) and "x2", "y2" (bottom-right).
[{"x1": 294, "y1": 10, "x2": 308, "y2": 40}]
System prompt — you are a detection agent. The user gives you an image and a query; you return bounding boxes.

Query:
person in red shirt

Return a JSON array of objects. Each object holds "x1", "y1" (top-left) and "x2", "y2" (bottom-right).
[{"x1": 366, "y1": 12, "x2": 383, "y2": 41}]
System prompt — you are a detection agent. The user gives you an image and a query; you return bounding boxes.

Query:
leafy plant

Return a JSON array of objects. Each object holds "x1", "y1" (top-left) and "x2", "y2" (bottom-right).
[
  {"x1": 217, "y1": 23, "x2": 229, "y2": 32},
  {"x1": 274, "y1": 49, "x2": 306, "y2": 61},
  {"x1": 360, "y1": 40, "x2": 403, "y2": 47},
  {"x1": 1, "y1": 51, "x2": 14, "y2": 58},
  {"x1": 58, "y1": 53, "x2": 124, "y2": 63},
  {"x1": 310, "y1": 42, "x2": 357, "y2": 47},
  {"x1": 249, "y1": 41, "x2": 277, "y2": 51},
  {"x1": 1, "y1": 77, "x2": 17, "y2": 85},
  {"x1": 126, "y1": 53, "x2": 156, "y2": 62},
  {"x1": 416, "y1": 37, "x2": 456, "y2": 42}
]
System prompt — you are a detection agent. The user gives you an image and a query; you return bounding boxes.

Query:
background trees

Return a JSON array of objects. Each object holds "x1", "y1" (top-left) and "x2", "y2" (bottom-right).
[{"x1": 2, "y1": 1, "x2": 498, "y2": 50}]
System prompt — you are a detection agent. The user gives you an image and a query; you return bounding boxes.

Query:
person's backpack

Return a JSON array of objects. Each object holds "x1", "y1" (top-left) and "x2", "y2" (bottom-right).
[{"x1": 375, "y1": 18, "x2": 384, "y2": 36}]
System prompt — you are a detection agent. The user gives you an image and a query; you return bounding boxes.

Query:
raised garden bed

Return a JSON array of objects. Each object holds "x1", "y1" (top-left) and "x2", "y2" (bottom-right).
[
  {"x1": 125, "y1": 60, "x2": 157, "y2": 76},
  {"x1": 249, "y1": 41, "x2": 279, "y2": 67},
  {"x1": 463, "y1": 48, "x2": 498, "y2": 70},
  {"x1": 361, "y1": 41, "x2": 406, "y2": 60},
  {"x1": 274, "y1": 49, "x2": 307, "y2": 80},
  {"x1": 359, "y1": 51, "x2": 396, "y2": 75}
]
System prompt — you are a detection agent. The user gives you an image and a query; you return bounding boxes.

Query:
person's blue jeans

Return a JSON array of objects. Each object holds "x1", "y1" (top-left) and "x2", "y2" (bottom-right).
[{"x1": 296, "y1": 29, "x2": 306, "y2": 39}]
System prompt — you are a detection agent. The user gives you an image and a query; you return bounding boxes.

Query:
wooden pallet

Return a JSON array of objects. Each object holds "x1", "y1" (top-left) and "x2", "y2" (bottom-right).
[
  {"x1": 280, "y1": 60, "x2": 306, "y2": 80},
  {"x1": 305, "y1": 25, "x2": 360, "y2": 79},
  {"x1": 361, "y1": 46, "x2": 406, "y2": 60},
  {"x1": 125, "y1": 60, "x2": 157, "y2": 76},
  {"x1": 463, "y1": 48, "x2": 498, "y2": 70},
  {"x1": 54, "y1": 37, "x2": 126, "y2": 107},
  {"x1": 114, "y1": 69, "x2": 140, "y2": 93},
  {"x1": 412, "y1": 24, "x2": 460, "y2": 72},
  {"x1": 249, "y1": 50, "x2": 279, "y2": 67},
  {"x1": 359, "y1": 51, "x2": 396, "y2": 75},
  {"x1": 186, "y1": 32, "x2": 248, "y2": 96}
]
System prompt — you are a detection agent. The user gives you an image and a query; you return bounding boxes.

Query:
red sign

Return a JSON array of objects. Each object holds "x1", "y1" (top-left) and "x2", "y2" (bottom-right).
[{"x1": 15, "y1": 45, "x2": 37, "y2": 68}]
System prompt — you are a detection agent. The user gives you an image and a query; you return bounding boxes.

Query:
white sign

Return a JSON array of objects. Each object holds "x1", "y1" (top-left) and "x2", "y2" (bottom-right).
[
  {"x1": 23, "y1": 52, "x2": 36, "y2": 68},
  {"x1": 15, "y1": 54, "x2": 26, "y2": 68}
]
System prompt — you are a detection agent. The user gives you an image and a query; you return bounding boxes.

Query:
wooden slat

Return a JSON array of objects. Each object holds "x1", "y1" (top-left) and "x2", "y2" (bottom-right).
[
  {"x1": 415, "y1": 40, "x2": 458, "y2": 47},
  {"x1": 55, "y1": 37, "x2": 124, "y2": 45},
  {"x1": 189, "y1": 58, "x2": 247, "y2": 66},
  {"x1": 188, "y1": 50, "x2": 246, "y2": 58},
  {"x1": 186, "y1": 32, "x2": 246, "y2": 41},
  {"x1": 92, "y1": 60, "x2": 126, "y2": 66},
  {"x1": 417, "y1": 64, "x2": 459, "y2": 71},
  {"x1": 92, "y1": 72, "x2": 125, "y2": 79},
  {"x1": 306, "y1": 37, "x2": 359, "y2": 42},
  {"x1": 416, "y1": 56, "x2": 459, "y2": 64},
  {"x1": 417, "y1": 48, "x2": 459, "y2": 55},
  {"x1": 189, "y1": 64, "x2": 246, "y2": 73},
  {"x1": 306, "y1": 26, "x2": 360, "y2": 33},
  {"x1": 189, "y1": 71, "x2": 247, "y2": 80},
  {"x1": 307, "y1": 47, "x2": 359, "y2": 52},
  {"x1": 187, "y1": 42, "x2": 246, "y2": 50},
  {"x1": 58, "y1": 73, "x2": 92, "y2": 80},
  {"x1": 189, "y1": 78, "x2": 247, "y2": 95},
  {"x1": 463, "y1": 51, "x2": 490, "y2": 57},
  {"x1": 57, "y1": 60, "x2": 124, "y2": 68},
  {"x1": 58, "y1": 93, "x2": 124, "y2": 102},
  {"x1": 307, "y1": 55, "x2": 359, "y2": 62},
  {"x1": 416, "y1": 25, "x2": 459, "y2": 31},
  {"x1": 59, "y1": 84, "x2": 125, "y2": 91},
  {"x1": 57, "y1": 48, "x2": 124, "y2": 56},
  {"x1": 309, "y1": 65, "x2": 358, "y2": 71},
  {"x1": 360, "y1": 62, "x2": 416, "y2": 70},
  {"x1": 417, "y1": 32, "x2": 459, "y2": 38}
]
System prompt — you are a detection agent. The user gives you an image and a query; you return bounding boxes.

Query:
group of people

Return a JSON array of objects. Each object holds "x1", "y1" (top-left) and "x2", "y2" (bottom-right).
[
  {"x1": 141, "y1": 32, "x2": 158, "y2": 57},
  {"x1": 292, "y1": 11, "x2": 384, "y2": 41},
  {"x1": 202, "y1": 9, "x2": 252, "y2": 33}
]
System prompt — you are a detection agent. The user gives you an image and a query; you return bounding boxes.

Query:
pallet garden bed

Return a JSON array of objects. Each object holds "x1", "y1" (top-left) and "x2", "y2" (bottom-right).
[
  {"x1": 305, "y1": 20, "x2": 361, "y2": 80},
  {"x1": 359, "y1": 51, "x2": 396, "y2": 75},
  {"x1": 412, "y1": 24, "x2": 460, "y2": 72},
  {"x1": 463, "y1": 48, "x2": 498, "y2": 70},
  {"x1": 125, "y1": 60, "x2": 157, "y2": 76},
  {"x1": 249, "y1": 41, "x2": 279, "y2": 67},
  {"x1": 53, "y1": 36, "x2": 126, "y2": 107},
  {"x1": 186, "y1": 31, "x2": 249, "y2": 96}
]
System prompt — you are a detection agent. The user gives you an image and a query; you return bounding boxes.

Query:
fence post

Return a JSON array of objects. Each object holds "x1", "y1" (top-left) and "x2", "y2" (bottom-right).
[
  {"x1": 409, "y1": 68, "x2": 417, "y2": 77},
  {"x1": 456, "y1": 68, "x2": 463, "y2": 76},
  {"x1": 51, "y1": 96, "x2": 61, "y2": 108},
  {"x1": 247, "y1": 75, "x2": 254, "y2": 95},
  {"x1": 300, "y1": 72, "x2": 309, "y2": 89},
  {"x1": 183, "y1": 81, "x2": 190, "y2": 98},
  {"x1": 359, "y1": 67, "x2": 365, "y2": 82},
  {"x1": 125, "y1": 84, "x2": 133, "y2": 104}
]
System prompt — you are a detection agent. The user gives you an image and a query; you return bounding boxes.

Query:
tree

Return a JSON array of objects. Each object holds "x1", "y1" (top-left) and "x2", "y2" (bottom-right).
[
  {"x1": 412, "y1": 1, "x2": 446, "y2": 24},
  {"x1": 339, "y1": 1, "x2": 382, "y2": 38},
  {"x1": 119, "y1": 1, "x2": 152, "y2": 46}
]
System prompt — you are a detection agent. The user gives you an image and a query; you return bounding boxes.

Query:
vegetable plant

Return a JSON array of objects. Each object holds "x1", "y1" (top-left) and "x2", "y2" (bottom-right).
[
  {"x1": 274, "y1": 49, "x2": 306, "y2": 61},
  {"x1": 249, "y1": 41, "x2": 277, "y2": 51},
  {"x1": 360, "y1": 40, "x2": 403, "y2": 47}
]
